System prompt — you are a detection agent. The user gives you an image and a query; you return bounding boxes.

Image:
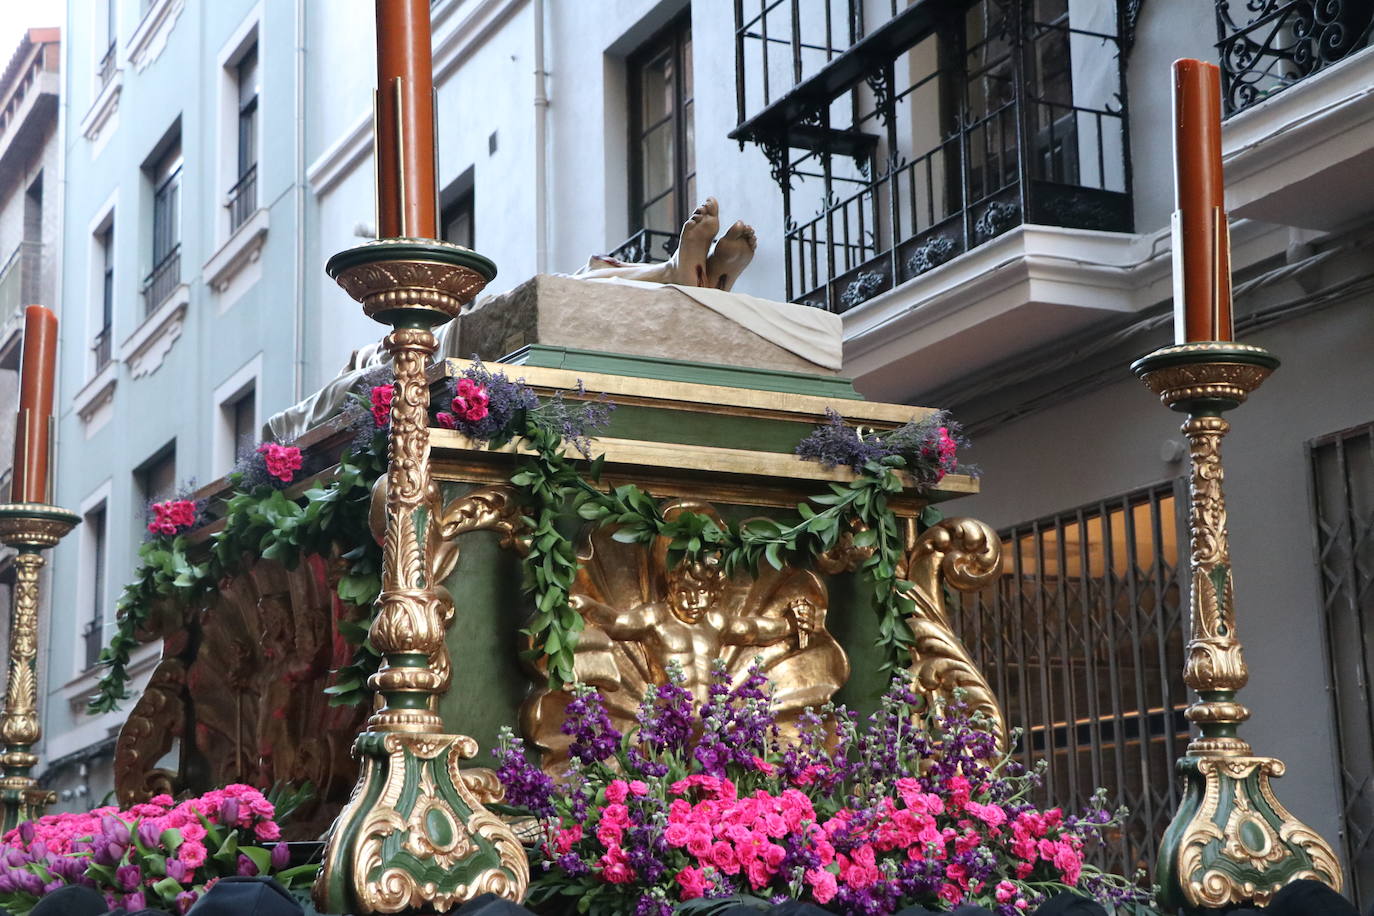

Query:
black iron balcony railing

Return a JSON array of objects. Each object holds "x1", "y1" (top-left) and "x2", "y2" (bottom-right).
[
  {"x1": 142, "y1": 244, "x2": 180, "y2": 315},
  {"x1": 606, "y1": 228, "x2": 679, "y2": 265},
  {"x1": 1216, "y1": 1, "x2": 1374, "y2": 115},
  {"x1": 92, "y1": 324, "x2": 112, "y2": 371},
  {"x1": 97, "y1": 42, "x2": 117, "y2": 90},
  {"x1": 732, "y1": 0, "x2": 1133, "y2": 313},
  {"x1": 227, "y1": 164, "x2": 257, "y2": 233}
]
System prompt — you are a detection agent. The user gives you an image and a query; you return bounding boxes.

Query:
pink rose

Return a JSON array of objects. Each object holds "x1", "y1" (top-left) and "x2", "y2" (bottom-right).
[
  {"x1": 675, "y1": 866, "x2": 707, "y2": 900},
  {"x1": 806, "y1": 868, "x2": 837, "y2": 904},
  {"x1": 369, "y1": 384, "x2": 395, "y2": 427}
]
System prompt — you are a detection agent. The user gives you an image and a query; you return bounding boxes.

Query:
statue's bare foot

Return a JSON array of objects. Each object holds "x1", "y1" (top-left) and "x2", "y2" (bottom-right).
[
  {"x1": 673, "y1": 198, "x2": 719, "y2": 287},
  {"x1": 706, "y1": 220, "x2": 757, "y2": 291}
]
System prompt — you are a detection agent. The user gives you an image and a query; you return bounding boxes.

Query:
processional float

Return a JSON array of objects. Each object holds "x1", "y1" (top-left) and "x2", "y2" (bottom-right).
[{"x1": 46, "y1": 4, "x2": 1345, "y2": 915}]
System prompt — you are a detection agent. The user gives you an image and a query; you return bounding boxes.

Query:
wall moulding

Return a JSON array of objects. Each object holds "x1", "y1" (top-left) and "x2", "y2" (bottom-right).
[
  {"x1": 126, "y1": 0, "x2": 185, "y2": 73},
  {"x1": 118, "y1": 285, "x2": 189, "y2": 379}
]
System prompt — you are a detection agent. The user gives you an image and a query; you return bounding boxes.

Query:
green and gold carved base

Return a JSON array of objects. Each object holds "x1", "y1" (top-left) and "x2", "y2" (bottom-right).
[
  {"x1": 316, "y1": 732, "x2": 527, "y2": 914},
  {"x1": 1158, "y1": 756, "x2": 1343, "y2": 911}
]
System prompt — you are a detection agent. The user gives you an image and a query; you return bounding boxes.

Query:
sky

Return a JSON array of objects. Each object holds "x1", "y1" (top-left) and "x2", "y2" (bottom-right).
[{"x1": 0, "y1": 0, "x2": 64, "y2": 66}]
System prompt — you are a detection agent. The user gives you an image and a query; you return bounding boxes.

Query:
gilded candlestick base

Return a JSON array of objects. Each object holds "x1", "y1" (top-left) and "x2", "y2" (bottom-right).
[
  {"x1": 1131, "y1": 344, "x2": 1341, "y2": 911},
  {"x1": 316, "y1": 240, "x2": 527, "y2": 913},
  {"x1": 0, "y1": 504, "x2": 78, "y2": 831}
]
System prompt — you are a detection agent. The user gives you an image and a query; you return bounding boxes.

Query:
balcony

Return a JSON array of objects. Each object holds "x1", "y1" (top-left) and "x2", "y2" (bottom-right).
[
  {"x1": 1217, "y1": 1, "x2": 1374, "y2": 115},
  {"x1": 0, "y1": 31, "x2": 59, "y2": 181},
  {"x1": 607, "y1": 228, "x2": 678, "y2": 265},
  {"x1": 731, "y1": 0, "x2": 1132, "y2": 314},
  {"x1": 227, "y1": 164, "x2": 257, "y2": 233},
  {"x1": 92, "y1": 323, "x2": 113, "y2": 372},
  {"x1": 0, "y1": 241, "x2": 41, "y2": 318},
  {"x1": 97, "y1": 43, "x2": 117, "y2": 91},
  {"x1": 142, "y1": 244, "x2": 181, "y2": 315}
]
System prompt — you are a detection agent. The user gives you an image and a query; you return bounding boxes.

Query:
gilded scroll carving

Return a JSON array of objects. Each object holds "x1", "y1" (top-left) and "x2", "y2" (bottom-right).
[{"x1": 900, "y1": 517, "x2": 1006, "y2": 748}]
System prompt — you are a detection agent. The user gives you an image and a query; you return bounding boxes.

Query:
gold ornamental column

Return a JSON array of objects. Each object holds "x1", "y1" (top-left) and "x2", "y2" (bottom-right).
[
  {"x1": 311, "y1": 243, "x2": 528, "y2": 914},
  {"x1": 0, "y1": 504, "x2": 78, "y2": 831},
  {"x1": 1132, "y1": 344, "x2": 1342, "y2": 911}
]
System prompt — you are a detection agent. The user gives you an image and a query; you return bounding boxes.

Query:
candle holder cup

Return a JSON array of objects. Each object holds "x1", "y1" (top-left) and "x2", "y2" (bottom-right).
[
  {"x1": 0, "y1": 502, "x2": 79, "y2": 832},
  {"x1": 1131, "y1": 342, "x2": 1342, "y2": 911},
  {"x1": 313, "y1": 238, "x2": 528, "y2": 914}
]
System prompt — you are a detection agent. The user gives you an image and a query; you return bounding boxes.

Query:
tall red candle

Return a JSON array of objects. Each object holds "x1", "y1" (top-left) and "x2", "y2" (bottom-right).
[
  {"x1": 1172, "y1": 59, "x2": 1233, "y2": 344},
  {"x1": 374, "y1": 0, "x2": 438, "y2": 239},
  {"x1": 11, "y1": 305, "x2": 58, "y2": 504}
]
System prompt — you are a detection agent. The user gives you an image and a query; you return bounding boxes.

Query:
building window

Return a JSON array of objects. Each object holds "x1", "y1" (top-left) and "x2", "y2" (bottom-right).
[
  {"x1": 222, "y1": 383, "x2": 256, "y2": 468},
  {"x1": 441, "y1": 179, "x2": 474, "y2": 249},
  {"x1": 1310, "y1": 421, "x2": 1374, "y2": 905},
  {"x1": 731, "y1": 0, "x2": 1130, "y2": 312},
  {"x1": 228, "y1": 42, "x2": 258, "y2": 232},
  {"x1": 82, "y1": 503, "x2": 108, "y2": 670},
  {"x1": 956, "y1": 482, "x2": 1186, "y2": 880},
  {"x1": 137, "y1": 444, "x2": 177, "y2": 513},
  {"x1": 144, "y1": 136, "x2": 182, "y2": 315},
  {"x1": 98, "y1": 0, "x2": 118, "y2": 89},
  {"x1": 93, "y1": 223, "x2": 114, "y2": 371},
  {"x1": 617, "y1": 15, "x2": 694, "y2": 265}
]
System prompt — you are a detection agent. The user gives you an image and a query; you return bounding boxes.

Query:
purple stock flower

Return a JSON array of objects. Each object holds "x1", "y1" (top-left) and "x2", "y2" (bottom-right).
[
  {"x1": 494, "y1": 728, "x2": 556, "y2": 819},
  {"x1": 561, "y1": 684, "x2": 621, "y2": 765},
  {"x1": 270, "y1": 842, "x2": 291, "y2": 870}
]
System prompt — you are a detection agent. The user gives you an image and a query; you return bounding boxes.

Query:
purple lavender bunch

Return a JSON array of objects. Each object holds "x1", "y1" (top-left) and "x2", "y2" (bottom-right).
[
  {"x1": 795, "y1": 407, "x2": 975, "y2": 483},
  {"x1": 438, "y1": 359, "x2": 539, "y2": 445}
]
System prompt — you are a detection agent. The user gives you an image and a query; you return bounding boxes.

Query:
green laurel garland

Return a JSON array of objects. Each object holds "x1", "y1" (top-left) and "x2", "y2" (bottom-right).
[{"x1": 92, "y1": 398, "x2": 948, "y2": 711}]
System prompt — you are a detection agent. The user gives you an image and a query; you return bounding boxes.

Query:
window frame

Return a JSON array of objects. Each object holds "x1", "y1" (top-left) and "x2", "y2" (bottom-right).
[{"x1": 627, "y1": 12, "x2": 695, "y2": 239}]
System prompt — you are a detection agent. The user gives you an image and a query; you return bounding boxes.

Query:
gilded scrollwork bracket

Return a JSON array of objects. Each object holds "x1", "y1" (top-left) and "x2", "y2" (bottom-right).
[{"x1": 900, "y1": 517, "x2": 1006, "y2": 749}]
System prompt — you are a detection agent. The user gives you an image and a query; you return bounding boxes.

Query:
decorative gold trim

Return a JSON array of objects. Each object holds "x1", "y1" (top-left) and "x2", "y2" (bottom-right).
[
  {"x1": 439, "y1": 358, "x2": 940, "y2": 428},
  {"x1": 333, "y1": 260, "x2": 489, "y2": 324}
]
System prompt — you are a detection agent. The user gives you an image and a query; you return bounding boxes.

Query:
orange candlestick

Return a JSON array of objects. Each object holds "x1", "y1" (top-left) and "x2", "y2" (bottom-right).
[
  {"x1": 375, "y1": 0, "x2": 438, "y2": 239},
  {"x1": 1172, "y1": 59, "x2": 1233, "y2": 344},
  {"x1": 11, "y1": 306, "x2": 58, "y2": 504}
]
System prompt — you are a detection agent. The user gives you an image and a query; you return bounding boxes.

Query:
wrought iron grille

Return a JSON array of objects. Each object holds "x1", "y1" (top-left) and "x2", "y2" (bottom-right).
[
  {"x1": 142, "y1": 244, "x2": 180, "y2": 315},
  {"x1": 1217, "y1": 1, "x2": 1374, "y2": 115},
  {"x1": 731, "y1": 0, "x2": 1132, "y2": 313},
  {"x1": 954, "y1": 482, "x2": 1188, "y2": 881},
  {"x1": 227, "y1": 164, "x2": 257, "y2": 233},
  {"x1": 1310, "y1": 420, "x2": 1374, "y2": 907},
  {"x1": 606, "y1": 228, "x2": 679, "y2": 265}
]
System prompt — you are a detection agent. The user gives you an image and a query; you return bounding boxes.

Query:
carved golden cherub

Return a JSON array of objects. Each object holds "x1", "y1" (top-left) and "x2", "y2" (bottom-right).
[{"x1": 520, "y1": 501, "x2": 849, "y2": 768}]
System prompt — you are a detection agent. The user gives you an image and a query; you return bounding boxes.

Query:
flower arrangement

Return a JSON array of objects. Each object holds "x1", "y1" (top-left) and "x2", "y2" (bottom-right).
[
  {"x1": 0, "y1": 785, "x2": 315, "y2": 916},
  {"x1": 795, "y1": 409, "x2": 970, "y2": 484},
  {"x1": 256, "y1": 443, "x2": 304, "y2": 484},
  {"x1": 146, "y1": 499, "x2": 200, "y2": 536},
  {"x1": 495, "y1": 666, "x2": 1153, "y2": 916}
]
